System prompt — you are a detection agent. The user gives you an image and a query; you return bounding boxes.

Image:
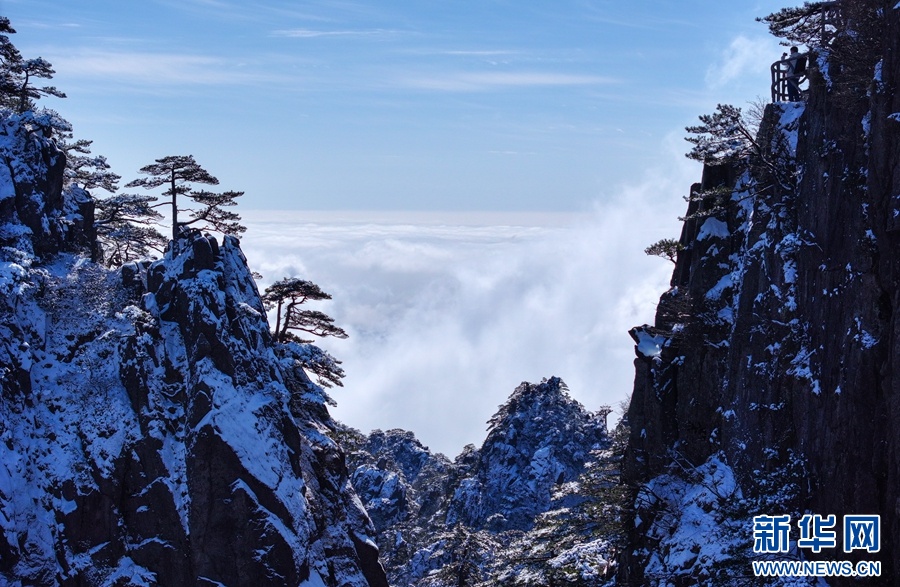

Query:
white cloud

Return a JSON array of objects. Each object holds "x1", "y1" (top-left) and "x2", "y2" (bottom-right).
[
  {"x1": 47, "y1": 49, "x2": 288, "y2": 87},
  {"x1": 271, "y1": 28, "x2": 402, "y2": 39},
  {"x1": 439, "y1": 50, "x2": 519, "y2": 57},
  {"x1": 705, "y1": 35, "x2": 781, "y2": 90},
  {"x1": 239, "y1": 136, "x2": 693, "y2": 457},
  {"x1": 401, "y1": 71, "x2": 618, "y2": 92}
]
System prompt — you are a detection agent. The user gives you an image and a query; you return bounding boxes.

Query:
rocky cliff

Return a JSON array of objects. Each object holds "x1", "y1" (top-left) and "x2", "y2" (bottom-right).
[
  {"x1": 0, "y1": 109, "x2": 387, "y2": 586},
  {"x1": 622, "y1": 2, "x2": 899, "y2": 585}
]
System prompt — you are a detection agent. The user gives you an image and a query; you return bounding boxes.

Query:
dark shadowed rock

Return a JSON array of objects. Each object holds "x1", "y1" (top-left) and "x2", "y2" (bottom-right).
[{"x1": 621, "y1": 6, "x2": 900, "y2": 585}]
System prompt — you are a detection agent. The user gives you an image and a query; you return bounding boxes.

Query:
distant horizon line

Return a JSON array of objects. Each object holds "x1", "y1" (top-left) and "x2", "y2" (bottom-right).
[{"x1": 240, "y1": 209, "x2": 589, "y2": 227}]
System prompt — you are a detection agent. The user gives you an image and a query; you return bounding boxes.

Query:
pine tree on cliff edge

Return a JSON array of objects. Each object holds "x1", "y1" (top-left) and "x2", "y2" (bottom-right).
[
  {"x1": 264, "y1": 278, "x2": 348, "y2": 344},
  {"x1": 263, "y1": 277, "x2": 348, "y2": 388},
  {"x1": 125, "y1": 155, "x2": 245, "y2": 240}
]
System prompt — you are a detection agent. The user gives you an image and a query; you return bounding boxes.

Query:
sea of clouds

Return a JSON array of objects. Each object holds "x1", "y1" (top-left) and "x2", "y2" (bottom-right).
[{"x1": 241, "y1": 141, "x2": 695, "y2": 457}]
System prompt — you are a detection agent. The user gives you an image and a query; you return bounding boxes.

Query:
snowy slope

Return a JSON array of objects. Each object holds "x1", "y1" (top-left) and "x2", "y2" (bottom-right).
[{"x1": 0, "y1": 109, "x2": 387, "y2": 587}]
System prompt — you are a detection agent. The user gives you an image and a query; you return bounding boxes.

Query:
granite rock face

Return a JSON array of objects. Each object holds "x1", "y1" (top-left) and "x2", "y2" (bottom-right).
[
  {"x1": 621, "y1": 4, "x2": 900, "y2": 585},
  {"x1": 0, "y1": 112, "x2": 94, "y2": 261},
  {"x1": 0, "y1": 109, "x2": 387, "y2": 586}
]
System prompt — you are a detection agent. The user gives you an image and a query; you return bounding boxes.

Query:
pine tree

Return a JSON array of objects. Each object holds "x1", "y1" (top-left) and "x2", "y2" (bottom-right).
[
  {"x1": 684, "y1": 104, "x2": 757, "y2": 166},
  {"x1": 757, "y1": 2, "x2": 835, "y2": 47},
  {"x1": 263, "y1": 277, "x2": 348, "y2": 388},
  {"x1": 58, "y1": 136, "x2": 122, "y2": 193},
  {"x1": 263, "y1": 278, "x2": 348, "y2": 343},
  {"x1": 125, "y1": 155, "x2": 220, "y2": 240},
  {"x1": 0, "y1": 17, "x2": 23, "y2": 106},
  {"x1": 14, "y1": 58, "x2": 65, "y2": 112},
  {"x1": 681, "y1": 103, "x2": 797, "y2": 220},
  {"x1": 94, "y1": 194, "x2": 167, "y2": 267},
  {"x1": 0, "y1": 17, "x2": 66, "y2": 111},
  {"x1": 182, "y1": 189, "x2": 246, "y2": 237},
  {"x1": 644, "y1": 238, "x2": 683, "y2": 264}
]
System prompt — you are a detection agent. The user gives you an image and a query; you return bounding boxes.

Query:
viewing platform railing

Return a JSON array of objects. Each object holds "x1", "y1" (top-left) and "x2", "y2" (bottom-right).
[{"x1": 771, "y1": 54, "x2": 809, "y2": 102}]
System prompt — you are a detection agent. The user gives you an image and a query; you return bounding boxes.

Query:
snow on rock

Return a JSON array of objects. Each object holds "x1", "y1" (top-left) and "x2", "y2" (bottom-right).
[
  {"x1": 623, "y1": 23, "x2": 900, "y2": 580},
  {"x1": 446, "y1": 377, "x2": 607, "y2": 532},
  {"x1": 705, "y1": 273, "x2": 734, "y2": 302},
  {"x1": 0, "y1": 110, "x2": 93, "y2": 258},
  {"x1": 696, "y1": 217, "x2": 729, "y2": 241},
  {"x1": 629, "y1": 325, "x2": 668, "y2": 358},
  {"x1": 778, "y1": 102, "x2": 805, "y2": 155},
  {"x1": 638, "y1": 456, "x2": 746, "y2": 584},
  {"x1": 546, "y1": 538, "x2": 614, "y2": 581},
  {"x1": 0, "y1": 109, "x2": 387, "y2": 586}
]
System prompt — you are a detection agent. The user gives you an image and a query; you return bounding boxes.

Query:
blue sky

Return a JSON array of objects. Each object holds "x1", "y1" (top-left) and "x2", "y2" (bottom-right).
[
  {"x1": 3, "y1": 1, "x2": 794, "y2": 454},
  {"x1": 5, "y1": 0, "x2": 787, "y2": 211}
]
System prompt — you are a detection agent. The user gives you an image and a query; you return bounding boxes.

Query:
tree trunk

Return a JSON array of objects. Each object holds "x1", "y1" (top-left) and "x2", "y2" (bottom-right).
[
  {"x1": 170, "y1": 168, "x2": 178, "y2": 240},
  {"x1": 274, "y1": 298, "x2": 282, "y2": 343}
]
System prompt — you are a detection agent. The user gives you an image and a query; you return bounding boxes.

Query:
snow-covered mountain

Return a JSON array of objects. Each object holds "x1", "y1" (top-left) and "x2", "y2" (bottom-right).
[
  {"x1": 344, "y1": 377, "x2": 614, "y2": 586},
  {"x1": 7, "y1": 5, "x2": 898, "y2": 586},
  {"x1": 0, "y1": 110, "x2": 387, "y2": 586},
  {"x1": 445, "y1": 377, "x2": 608, "y2": 532}
]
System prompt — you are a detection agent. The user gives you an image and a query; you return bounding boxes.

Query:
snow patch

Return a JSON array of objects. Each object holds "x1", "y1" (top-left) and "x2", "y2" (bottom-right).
[
  {"x1": 299, "y1": 569, "x2": 329, "y2": 587},
  {"x1": 788, "y1": 346, "x2": 822, "y2": 395},
  {"x1": 696, "y1": 217, "x2": 729, "y2": 241},
  {"x1": 778, "y1": 102, "x2": 805, "y2": 154},
  {"x1": 854, "y1": 318, "x2": 878, "y2": 349},
  {"x1": 639, "y1": 456, "x2": 747, "y2": 583},
  {"x1": 705, "y1": 273, "x2": 733, "y2": 301},
  {"x1": 634, "y1": 330, "x2": 666, "y2": 358},
  {"x1": 101, "y1": 557, "x2": 158, "y2": 587}
]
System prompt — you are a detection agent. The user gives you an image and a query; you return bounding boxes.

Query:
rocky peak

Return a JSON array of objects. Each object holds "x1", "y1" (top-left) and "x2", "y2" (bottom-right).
[
  {"x1": 366, "y1": 428, "x2": 441, "y2": 483},
  {"x1": 0, "y1": 107, "x2": 387, "y2": 586},
  {"x1": 446, "y1": 376, "x2": 608, "y2": 532},
  {"x1": 0, "y1": 110, "x2": 94, "y2": 260},
  {"x1": 346, "y1": 377, "x2": 609, "y2": 585},
  {"x1": 345, "y1": 427, "x2": 453, "y2": 534}
]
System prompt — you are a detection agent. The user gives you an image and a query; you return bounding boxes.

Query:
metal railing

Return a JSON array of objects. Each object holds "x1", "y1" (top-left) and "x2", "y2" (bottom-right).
[{"x1": 771, "y1": 54, "x2": 809, "y2": 102}]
